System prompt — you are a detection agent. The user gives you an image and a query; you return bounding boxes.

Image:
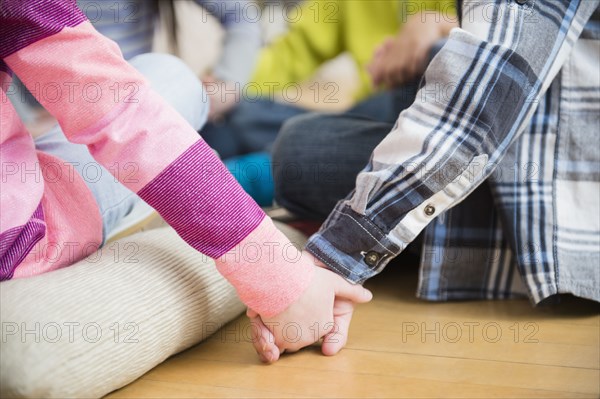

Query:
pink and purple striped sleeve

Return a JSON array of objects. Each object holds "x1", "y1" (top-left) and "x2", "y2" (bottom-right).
[{"x1": 0, "y1": 0, "x2": 313, "y2": 317}]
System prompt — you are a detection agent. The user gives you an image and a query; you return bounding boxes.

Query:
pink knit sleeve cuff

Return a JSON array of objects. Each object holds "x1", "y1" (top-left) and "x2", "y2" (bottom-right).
[{"x1": 214, "y1": 217, "x2": 315, "y2": 318}]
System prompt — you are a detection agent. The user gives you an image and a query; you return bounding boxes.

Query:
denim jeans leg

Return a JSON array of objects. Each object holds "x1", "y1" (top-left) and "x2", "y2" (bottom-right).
[
  {"x1": 345, "y1": 83, "x2": 419, "y2": 124},
  {"x1": 271, "y1": 48, "x2": 435, "y2": 220},
  {"x1": 201, "y1": 98, "x2": 308, "y2": 159},
  {"x1": 273, "y1": 113, "x2": 394, "y2": 220},
  {"x1": 272, "y1": 79, "x2": 421, "y2": 219}
]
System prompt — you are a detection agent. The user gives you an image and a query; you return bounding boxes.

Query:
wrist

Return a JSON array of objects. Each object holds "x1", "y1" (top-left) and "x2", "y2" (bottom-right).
[
  {"x1": 304, "y1": 250, "x2": 328, "y2": 269},
  {"x1": 214, "y1": 217, "x2": 315, "y2": 318}
]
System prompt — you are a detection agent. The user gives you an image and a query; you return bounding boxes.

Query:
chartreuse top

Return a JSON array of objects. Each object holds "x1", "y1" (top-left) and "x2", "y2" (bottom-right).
[{"x1": 251, "y1": 0, "x2": 456, "y2": 101}]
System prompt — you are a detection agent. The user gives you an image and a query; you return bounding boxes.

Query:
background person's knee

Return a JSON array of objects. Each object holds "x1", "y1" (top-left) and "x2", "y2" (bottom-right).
[
  {"x1": 130, "y1": 53, "x2": 208, "y2": 131},
  {"x1": 273, "y1": 113, "x2": 334, "y2": 219}
]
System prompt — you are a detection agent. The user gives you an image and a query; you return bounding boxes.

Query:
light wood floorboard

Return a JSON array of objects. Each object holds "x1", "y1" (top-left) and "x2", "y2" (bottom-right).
[{"x1": 106, "y1": 265, "x2": 600, "y2": 398}]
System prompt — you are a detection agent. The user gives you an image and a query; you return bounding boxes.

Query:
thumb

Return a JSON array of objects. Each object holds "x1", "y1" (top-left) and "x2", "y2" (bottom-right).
[
  {"x1": 249, "y1": 316, "x2": 280, "y2": 363},
  {"x1": 332, "y1": 275, "x2": 373, "y2": 304},
  {"x1": 322, "y1": 299, "x2": 354, "y2": 356}
]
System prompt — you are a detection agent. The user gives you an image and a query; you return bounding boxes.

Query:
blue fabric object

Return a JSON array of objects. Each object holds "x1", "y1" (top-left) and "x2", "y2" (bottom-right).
[
  {"x1": 202, "y1": 99, "x2": 307, "y2": 160},
  {"x1": 224, "y1": 152, "x2": 274, "y2": 207}
]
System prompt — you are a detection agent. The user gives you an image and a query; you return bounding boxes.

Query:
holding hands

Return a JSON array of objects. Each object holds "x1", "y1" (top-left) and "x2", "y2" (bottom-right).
[{"x1": 247, "y1": 252, "x2": 372, "y2": 363}]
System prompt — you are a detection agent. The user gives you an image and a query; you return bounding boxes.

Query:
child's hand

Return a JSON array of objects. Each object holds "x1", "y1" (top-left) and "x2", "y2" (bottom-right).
[
  {"x1": 247, "y1": 253, "x2": 372, "y2": 362},
  {"x1": 367, "y1": 37, "x2": 394, "y2": 88},
  {"x1": 202, "y1": 75, "x2": 239, "y2": 122},
  {"x1": 368, "y1": 12, "x2": 456, "y2": 88}
]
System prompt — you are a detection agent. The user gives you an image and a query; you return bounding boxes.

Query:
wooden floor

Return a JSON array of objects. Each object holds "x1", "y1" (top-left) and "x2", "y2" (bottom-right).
[{"x1": 106, "y1": 264, "x2": 600, "y2": 398}]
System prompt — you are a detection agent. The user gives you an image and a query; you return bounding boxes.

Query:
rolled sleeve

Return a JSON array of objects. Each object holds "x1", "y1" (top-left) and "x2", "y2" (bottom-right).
[
  {"x1": 306, "y1": 0, "x2": 599, "y2": 282},
  {"x1": 306, "y1": 206, "x2": 401, "y2": 283}
]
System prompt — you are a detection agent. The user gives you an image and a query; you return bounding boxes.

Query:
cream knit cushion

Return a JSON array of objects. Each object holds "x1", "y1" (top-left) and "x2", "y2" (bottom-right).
[{"x1": 0, "y1": 226, "x2": 248, "y2": 398}]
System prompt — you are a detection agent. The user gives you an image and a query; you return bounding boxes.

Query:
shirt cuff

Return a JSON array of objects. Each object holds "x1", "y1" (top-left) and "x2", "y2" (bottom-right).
[
  {"x1": 215, "y1": 217, "x2": 315, "y2": 318},
  {"x1": 306, "y1": 154, "x2": 489, "y2": 284},
  {"x1": 305, "y1": 206, "x2": 402, "y2": 284}
]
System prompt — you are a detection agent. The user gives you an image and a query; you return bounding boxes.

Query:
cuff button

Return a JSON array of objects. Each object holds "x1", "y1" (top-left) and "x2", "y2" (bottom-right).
[
  {"x1": 424, "y1": 204, "x2": 436, "y2": 216},
  {"x1": 364, "y1": 251, "x2": 381, "y2": 267}
]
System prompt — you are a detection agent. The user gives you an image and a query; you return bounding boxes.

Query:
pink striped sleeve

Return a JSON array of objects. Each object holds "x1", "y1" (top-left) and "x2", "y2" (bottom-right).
[
  {"x1": 0, "y1": 72, "x2": 44, "y2": 232},
  {"x1": 4, "y1": 19, "x2": 260, "y2": 257},
  {"x1": 0, "y1": 71, "x2": 46, "y2": 279},
  {"x1": 215, "y1": 217, "x2": 315, "y2": 318},
  {"x1": 1, "y1": 1, "x2": 313, "y2": 316}
]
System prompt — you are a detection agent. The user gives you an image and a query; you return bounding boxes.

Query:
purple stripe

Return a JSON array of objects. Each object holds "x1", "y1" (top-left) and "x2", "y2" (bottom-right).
[
  {"x1": 138, "y1": 140, "x2": 265, "y2": 258},
  {"x1": 0, "y1": 60, "x2": 11, "y2": 75},
  {"x1": 0, "y1": 0, "x2": 87, "y2": 58},
  {"x1": 0, "y1": 203, "x2": 46, "y2": 281}
]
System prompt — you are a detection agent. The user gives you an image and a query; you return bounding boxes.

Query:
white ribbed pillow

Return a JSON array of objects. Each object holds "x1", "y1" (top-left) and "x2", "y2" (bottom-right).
[{"x1": 0, "y1": 226, "x2": 247, "y2": 398}]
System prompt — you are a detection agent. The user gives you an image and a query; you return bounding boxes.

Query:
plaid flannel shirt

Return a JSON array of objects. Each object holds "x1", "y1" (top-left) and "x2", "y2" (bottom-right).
[{"x1": 306, "y1": 0, "x2": 600, "y2": 304}]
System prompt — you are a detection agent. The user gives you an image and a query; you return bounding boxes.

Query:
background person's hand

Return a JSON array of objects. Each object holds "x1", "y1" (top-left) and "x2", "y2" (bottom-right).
[
  {"x1": 202, "y1": 74, "x2": 239, "y2": 122},
  {"x1": 368, "y1": 12, "x2": 456, "y2": 88},
  {"x1": 248, "y1": 253, "x2": 372, "y2": 363}
]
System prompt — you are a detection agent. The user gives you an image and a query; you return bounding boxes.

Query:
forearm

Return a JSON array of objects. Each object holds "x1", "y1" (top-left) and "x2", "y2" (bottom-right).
[
  {"x1": 307, "y1": 0, "x2": 599, "y2": 282},
  {"x1": 1, "y1": 0, "x2": 312, "y2": 316}
]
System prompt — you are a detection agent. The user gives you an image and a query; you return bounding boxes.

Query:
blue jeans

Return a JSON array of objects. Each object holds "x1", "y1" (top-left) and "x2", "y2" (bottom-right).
[
  {"x1": 272, "y1": 113, "x2": 396, "y2": 219},
  {"x1": 202, "y1": 83, "x2": 418, "y2": 207},
  {"x1": 271, "y1": 41, "x2": 447, "y2": 218},
  {"x1": 201, "y1": 40, "x2": 446, "y2": 161},
  {"x1": 271, "y1": 83, "x2": 424, "y2": 219},
  {"x1": 201, "y1": 99, "x2": 306, "y2": 159},
  {"x1": 201, "y1": 83, "x2": 418, "y2": 160},
  {"x1": 34, "y1": 53, "x2": 209, "y2": 243}
]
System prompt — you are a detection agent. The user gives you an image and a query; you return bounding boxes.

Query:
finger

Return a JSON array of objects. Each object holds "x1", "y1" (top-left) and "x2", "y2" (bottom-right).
[
  {"x1": 371, "y1": 70, "x2": 383, "y2": 88},
  {"x1": 249, "y1": 316, "x2": 280, "y2": 363},
  {"x1": 368, "y1": 60, "x2": 384, "y2": 88},
  {"x1": 413, "y1": 50, "x2": 428, "y2": 76},
  {"x1": 383, "y1": 37, "x2": 394, "y2": 50},
  {"x1": 367, "y1": 63, "x2": 376, "y2": 83},
  {"x1": 382, "y1": 61, "x2": 399, "y2": 88},
  {"x1": 372, "y1": 70, "x2": 384, "y2": 88},
  {"x1": 390, "y1": 61, "x2": 409, "y2": 87},
  {"x1": 332, "y1": 275, "x2": 373, "y2": 303},
  {"x1": 322, "y1": 300, "x2": 354, "y2": 356},
  {"x1": 372, "y1": 44, "x2": 385, "y2": 59}
]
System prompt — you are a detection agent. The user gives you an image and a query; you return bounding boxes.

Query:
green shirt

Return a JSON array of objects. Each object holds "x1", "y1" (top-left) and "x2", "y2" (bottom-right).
[{"x1": 251, "y1": 0, "x2": 456, "y2": 101}]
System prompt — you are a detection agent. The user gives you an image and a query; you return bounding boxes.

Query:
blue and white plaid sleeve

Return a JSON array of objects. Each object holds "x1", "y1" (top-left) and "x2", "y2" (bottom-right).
[{"x1": 305, "y1": 0, "x2": 600, "y2": 283}]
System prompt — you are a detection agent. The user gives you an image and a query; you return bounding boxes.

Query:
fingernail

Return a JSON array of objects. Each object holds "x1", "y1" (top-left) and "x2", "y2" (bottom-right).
[{"x1": 266, "y1": 350, "x2": 276, "y2": 363}]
